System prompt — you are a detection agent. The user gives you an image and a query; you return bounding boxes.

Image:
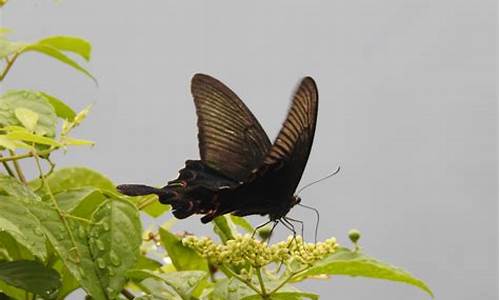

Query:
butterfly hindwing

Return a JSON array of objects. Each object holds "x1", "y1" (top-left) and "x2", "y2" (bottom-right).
[{"x1": 191, "y1": 74, "x2": 272, "y2": 182}]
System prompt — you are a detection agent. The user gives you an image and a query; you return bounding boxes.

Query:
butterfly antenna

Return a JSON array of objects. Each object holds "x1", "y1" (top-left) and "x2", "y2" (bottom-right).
[
  {"x1": 296, "y1": 165, "x2": 341, "y2": 195},
  {"x1": 298, "y1": 203, "x2": 320, "y2": 243}
]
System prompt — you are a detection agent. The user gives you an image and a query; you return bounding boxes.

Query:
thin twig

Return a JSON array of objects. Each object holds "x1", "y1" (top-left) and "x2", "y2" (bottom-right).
[
  {"x1": 120, "y1": 289, "x2": 134, "y2": 300},
  {"x1": 33, "y1": 152, "x2": 81, "y2": 262},
  {"x1": 0, "y1": 54, "x2": 20, "y2": 81},
  {"x1": 0, "y1": 148, "x2": 53, "y2": 163},
  {"x1": 268, "y1": 266, "x2": 311, "y2": 295},
  {"x1": 9, "y1": 150, "x2": 26, "y2": 183},
  {"x1": 0, "y1": 153, "x2": 16, "y2": 177},
  {"x1": 220, "y1": 265, "x2": 262, "y2": 295},
  {"x1": 255, "y1": 267, "x2": 268, "y2": 296}
]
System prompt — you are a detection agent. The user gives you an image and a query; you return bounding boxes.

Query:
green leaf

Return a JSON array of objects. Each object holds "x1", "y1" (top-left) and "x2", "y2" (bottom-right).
[
  {"x1": 37, "y1": 36, "x2": 91, "y2": 61},
  {"x1": 133, "y1": 255, "x2": 162, "y2": 271},
  {"x1": 128, "y1": 269, "x2": 207, "y2": 300},
  {"x1": 0, "y1": 232, "x2": 34, "y2": 261},
  {"x1": 0, "y1": 135, "x2": 31, "y2": 151},
  {"x1": 6, "y1": 130, "x2": 61, "y2": 147},
  {"x1": 60, "y1": 136, "x2": 95, "y2": 146},
  {"x1": 54, "y1": 187, "x2": 106, "y2": 219},
  {"x1": 39, "y1": 92, "x2": 76, "y2": 121},
  {"x1": 88, "y1": 197, "x2": 142, "y2": 299},
  {"x1": 212, "y1": 215, "x2": 239, "y2": 243},
  {"x1": 0, "y1": 177, "x2": 47, "y2": 260},
  {"x1": 14, "y1": 107, "x2": 39, "y2": 132},
  {"x1": 0, "y1": 39, "x2": 25, "y2": 58},
  {"x1": 230, "y1": 215, "x2": 254, "y2": 233},
  {"x1": 0, "y1": 175, "x2": 106, "y2": 299},
  {"x1": 295, "y1": 247, "x2": 433, "y2": 298},
  {"x1": 0, "y1": 90, "x2": 57, "y2": 137},
  {"x1": 128, "y1": 194, "x2": 170, "y2": 217},
  {"x1": 0, "y1": 260, "x2": 61, "y2": 296},
  {"x1": 32, "y1": 167, "x2": 116, "y2": 195},
  {"x1": 209, "y1": 278, "x2": 254, "y2": 300},
  {"x1": 136, "y1": 278, "x2": 182, "y2": 300},
  {"x1": 21, "y1": 43, "x2": 96, "y2": 82},
  {"x1": 158, "y1": 227, "x2": 208, "y2": 272}
]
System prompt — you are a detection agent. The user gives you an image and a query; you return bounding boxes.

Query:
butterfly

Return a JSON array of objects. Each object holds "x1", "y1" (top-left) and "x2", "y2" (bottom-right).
[{"x1": 117, "y1": 73, "x2": 318, "y2": 228}]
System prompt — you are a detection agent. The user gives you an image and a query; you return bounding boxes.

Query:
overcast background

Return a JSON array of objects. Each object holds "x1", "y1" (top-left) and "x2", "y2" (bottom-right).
[{"x1": 2, "y1": 1, "x2": 498, "y2": 299}]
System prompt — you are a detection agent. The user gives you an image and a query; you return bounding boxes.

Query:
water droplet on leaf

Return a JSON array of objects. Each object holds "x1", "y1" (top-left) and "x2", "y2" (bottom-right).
[
  {"x1": 109, "y1": 250, "x2": 121, "y2": 266},
  {"x1": 96, "y1": 239, "x2": 105, "y2": 251},
  {"x1": 97, "y1": 258, "x2": 106, "y2": 269}
]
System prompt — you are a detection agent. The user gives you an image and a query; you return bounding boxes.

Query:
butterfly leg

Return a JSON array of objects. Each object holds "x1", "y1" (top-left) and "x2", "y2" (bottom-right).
[
  {"x1": 284, "y1": 217, "x2": 304, "y2": 240},
  {"x1": 280, "y1": 218, "x2": 298, "y2": 249},
  {"x1": 252, "y1": 219, "x2": 274, "y2": 239}
]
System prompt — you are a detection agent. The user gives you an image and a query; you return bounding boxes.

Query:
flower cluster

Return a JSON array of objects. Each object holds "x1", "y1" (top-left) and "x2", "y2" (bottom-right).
[{"x1": 182, "y1": 234, "x2": 338, "y2": 267}]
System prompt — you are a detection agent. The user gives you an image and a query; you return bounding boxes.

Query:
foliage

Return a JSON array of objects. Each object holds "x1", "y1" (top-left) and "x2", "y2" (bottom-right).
[{"x1": 0, "y1": 5, "x2": 432, "y2": 299}]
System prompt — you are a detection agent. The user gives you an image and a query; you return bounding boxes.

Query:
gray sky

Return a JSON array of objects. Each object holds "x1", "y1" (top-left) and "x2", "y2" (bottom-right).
[{"x1": 3, "y1": 0, "x2": 498, "y2": 299}]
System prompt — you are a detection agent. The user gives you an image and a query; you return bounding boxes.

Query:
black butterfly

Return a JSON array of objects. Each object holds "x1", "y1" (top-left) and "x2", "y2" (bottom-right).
[{"x1": 118, "y1": 74, "x2": 318, "y2": 227}]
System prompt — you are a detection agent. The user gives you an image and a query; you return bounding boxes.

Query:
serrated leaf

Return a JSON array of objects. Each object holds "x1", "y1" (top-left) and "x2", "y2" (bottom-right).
[
  {"x1": 127, "y1": 269, "x2": 207, "y2": 300},
  {"x1": 159, "y1": 227, "x2": 208, "y2": 272},
  {"x1": 88, "y1": 197, "x2": 142, "y2": 299},
  {"x1": 14, "y1": 107, "x2": 39, "y2": 132},
  {"x1": 0, "y1": 260, "x2": 61, "y2": 296},
  {"x1": 20, "y1": 43, "x2": 95, "y2": 82},
  {"x1": 39, "y1": 92, "x2": 76, "y2": 121},
  {"x1": 295, "y1": 247, "x2": 433, "y2": 298},
  {"x1": 0, "y1": 90, "x2": 57, "y2": 137},
  {"x1": 37, "y1": 36, "x2": 91, "y2": 61}
]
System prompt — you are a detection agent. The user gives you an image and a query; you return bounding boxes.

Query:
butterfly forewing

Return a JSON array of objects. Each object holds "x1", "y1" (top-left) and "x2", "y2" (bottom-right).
[
  {"x1": 262, "y1": 77, "x2": 318, "y2": 193},
  {"x1": 191, "y1": 74, "x2": 272, "y2": 182}
]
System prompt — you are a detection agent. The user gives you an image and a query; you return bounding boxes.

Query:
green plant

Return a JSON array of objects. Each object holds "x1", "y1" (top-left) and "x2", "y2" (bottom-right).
[{"x1": 0, "y1": 13, "x2": 433, "y2": 300}]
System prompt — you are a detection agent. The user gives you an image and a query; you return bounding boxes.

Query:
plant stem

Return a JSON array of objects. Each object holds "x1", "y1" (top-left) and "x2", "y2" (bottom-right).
[
  {"x1": 136, "y1": 194, "x2": 159, "y2": 210},
  {"x1": 0, "y1": 153, "x2": 15, "y2": 177},
  {"x1": 0, "y1": 54, "x2": 20, "y2": 81},
  {"x1": 0, "y1": 148, "x2": 53, "y2": 163},
  {"x1": 255, "y1": 267, "x2": 268, "y2": 296},
  {"x1": 220, "y1": 264, "x2": 262, "y2": 295},
  {"x1": 268, "y1": 266, "x2": 311, "y2": 295},
  {"x1": 33, "y1": 152, "x2": 81, "y2": 262},
  {"x1": 120, "y1": 289, "x2": 134, "y2": 300},
  {"x1": 9, "y1": 150, "x2": 26, "y2": 183}
]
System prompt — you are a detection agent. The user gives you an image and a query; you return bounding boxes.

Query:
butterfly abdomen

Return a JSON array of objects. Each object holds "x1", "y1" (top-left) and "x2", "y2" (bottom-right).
[{"x1": 161, "y1": 160, "x2": 239, "y2": 220}]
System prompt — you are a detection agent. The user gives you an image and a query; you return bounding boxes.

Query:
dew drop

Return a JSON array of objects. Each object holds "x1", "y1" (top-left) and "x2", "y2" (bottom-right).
[
  {"x1": 228, "y1": 285, "x2": 237, "y2": 292},
  {"x1": 187, "y1": 277, "x2": 197, "y2": 286},
  {"x1": 78, "y1": 226, "x2": 87, "y2": 239},
  {"x1": 97, "y1": 258, "x2": 106, "y2": 269},
  {"x1": 102, "y1": 222, "x2": 110, "y2": 231},
  {"x1": 96, "y1": 240, "x2": 105, "y2": 251},
  {"x1": 106, "y1": 287, "x2": 115, "y2": 297},
  {"x1": 109, "y1": 250, "x2": 121, "y2": 266},
  {"x1": 78, "y1": 267, "x2": 87, "y2": 279}
]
